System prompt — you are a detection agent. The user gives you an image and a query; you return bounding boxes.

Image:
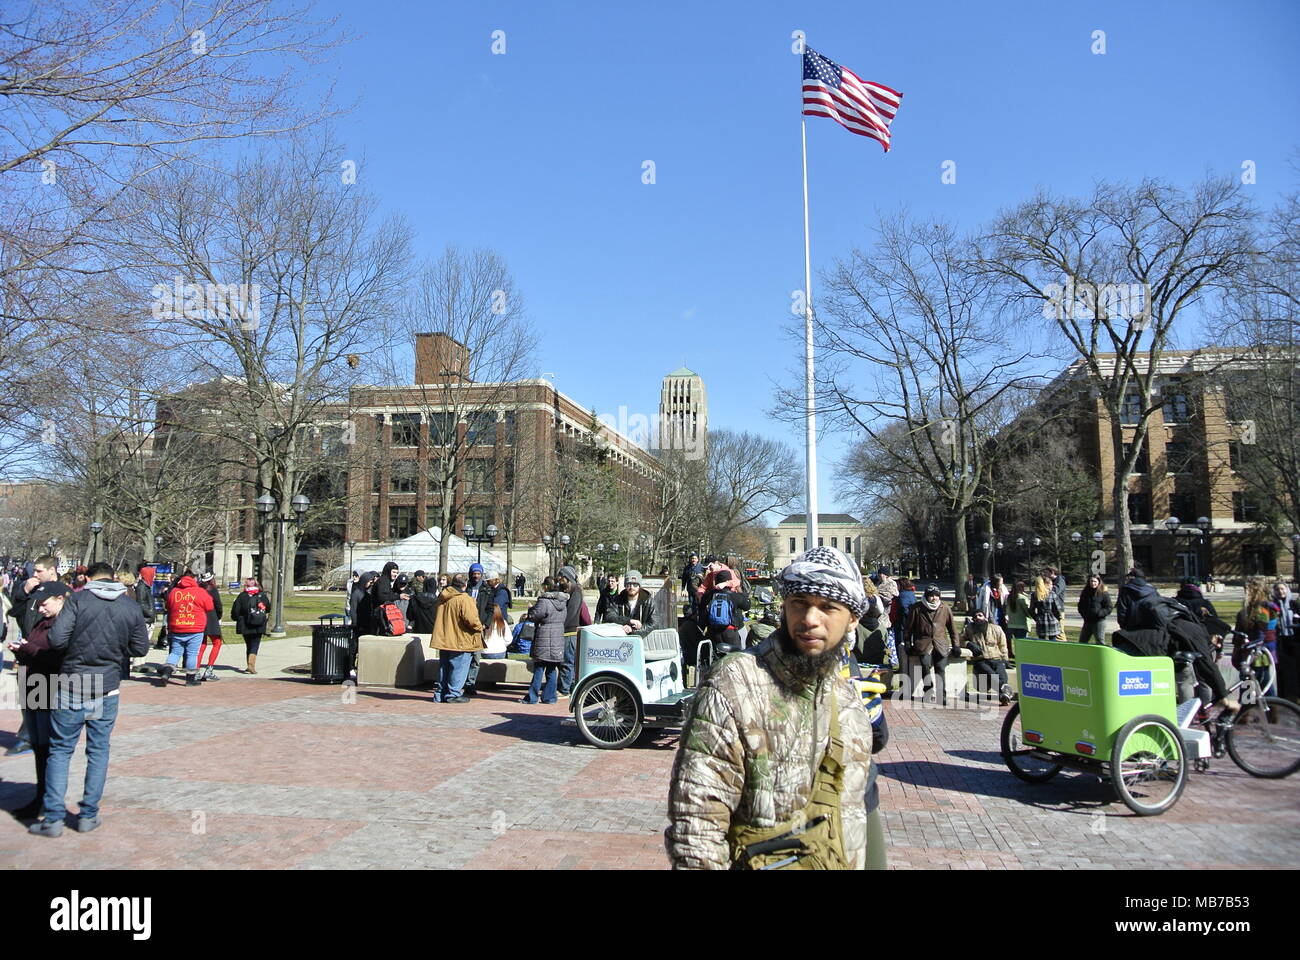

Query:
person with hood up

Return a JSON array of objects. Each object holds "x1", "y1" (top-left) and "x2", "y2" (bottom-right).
[
  {"x1": 1175, "y1": 579, "x2": 1219, "y2": 624},
  {"x1": 888, "y1": 579, "x2": 918, "y2": 654},
  {"x1": 1116, "y1": 568, "x2": 1159, "y2": 631},
  {"x1": 351, "y1": 571, "x2": 379, "y2": 641},
  {"x1": 231, "y1": 578, "x2": 271, "y2": 674},
  {"x1": 556, "y1": 565, "x2": 584, "y2": 696},
  {"x1": 523, "y1": 577, "x2": 568, "y2": 704},
  {"x1": 407, "y1": 574, "x2": 441, "y2": 635},
  {"x1": 429, "y1": 573, "x2": 483, "y2": 703},
  {"x1": 901, "y1": 585, "x2": 957, "y2": 702},
  {"x1": 196, "y1": 572, "x2": 224, "y2": 681},
  {"x1": 29, "y1": 562, "x2": 150, "y2": 837},
  {"x1": 160, "y1": 571, "x2": 214, "y2": 686}
]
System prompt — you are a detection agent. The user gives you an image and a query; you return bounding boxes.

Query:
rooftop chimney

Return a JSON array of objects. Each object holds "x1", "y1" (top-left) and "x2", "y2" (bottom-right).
[{"x1": 414, "y1": 332, "x2": 470, "y2": 384}]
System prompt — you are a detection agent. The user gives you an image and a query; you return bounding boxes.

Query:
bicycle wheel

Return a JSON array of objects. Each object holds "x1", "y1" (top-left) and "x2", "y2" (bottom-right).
[
  {"x1": 1000, "y1": 703, "x2": 1062, "y2": 783},
  {"x1": 1110, "y1": 714, "x2": 1187, "y2": 816},
  {"x1": 573, "y1": 675, "x2": 643, "y2": 749},
  {"x1": 1225, "y1": 697, "x2": 1300, "y2": 778}
]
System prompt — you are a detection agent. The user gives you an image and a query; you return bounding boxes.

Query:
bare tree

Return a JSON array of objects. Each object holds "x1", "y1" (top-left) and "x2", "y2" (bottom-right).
[
  {"x1": 125, "y1": 139, "x2": 411, "y2": 630},
  {"x1": 702, "y1": 430, "x2": 800, "y2": 555},
  {"x1": 980, "y1": 177, "x2": 1256, "y2": 574},
  {"x1": 799, "y1": 214, "x2": 1044, "y2": 590},
  {"x1": 376, "y1": 245, "x2": 536, "y2": 577}
]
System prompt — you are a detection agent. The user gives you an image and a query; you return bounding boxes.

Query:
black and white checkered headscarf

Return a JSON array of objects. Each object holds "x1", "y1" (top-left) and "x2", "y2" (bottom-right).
[{"x1": 776, "y1": 546, "x2": 868, "y2": 617}]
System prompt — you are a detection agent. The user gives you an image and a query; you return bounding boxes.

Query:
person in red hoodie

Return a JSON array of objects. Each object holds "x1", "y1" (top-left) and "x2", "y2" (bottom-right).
[{"x1": 160, "y1": 571, "x2": 213, "y2": 686}]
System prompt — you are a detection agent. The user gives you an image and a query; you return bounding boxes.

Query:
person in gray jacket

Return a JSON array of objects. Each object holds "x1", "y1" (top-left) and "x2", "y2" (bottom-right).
[
  {"x1": 522, "y1": 577, "x2": 568, "y2": 704},
  {"x1": 30, "y1": 562, "x2": 151, "y2": 837}
]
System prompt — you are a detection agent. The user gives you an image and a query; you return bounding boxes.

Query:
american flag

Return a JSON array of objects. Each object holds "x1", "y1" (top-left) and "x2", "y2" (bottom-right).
[{"x1": 802, "y1": 47, "x2": 902, "y2": 152}]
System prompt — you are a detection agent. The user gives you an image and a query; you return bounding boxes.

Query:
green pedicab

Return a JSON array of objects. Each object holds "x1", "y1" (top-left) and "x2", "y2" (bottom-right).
[{"x1": 1001, "y1": 639, "x2": 1189, "y2": 816}]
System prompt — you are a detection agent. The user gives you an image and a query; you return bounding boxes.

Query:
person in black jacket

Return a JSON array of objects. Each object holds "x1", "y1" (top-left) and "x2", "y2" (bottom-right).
[
  {"x1": 1076, "y1": 574, "x2": 1113, "y2": 644},
  {"x1": 231, "y1": 579, "x2": 271, "y2": 674},
  {"x1": 6, "y1": 590, "x2": 67, "y2": 819},
  {"x1": 133, "y1": 564, "x2": 156, "y2": 626},
  {"x1": 1116, "y1": 568, "x2": 1160, "y2": 631},
  {"x1": 1175, "y1": 580, "x2": 1219, "y2": 624},
  {"x1": 352, "y1": 571, "x2": 380, "y2": 641},
  {"x1": 594, "y1": 573, "x2": 619, "y2": 623},
  {"x1": 556, "y1": 565, "x2": 584, "y2": 696},
  {"x1": 601, "y1": 570, "x2": 657, "y2": 637},
  {"x1": 196, "y1": 573, "x2": 224, "y2": 681},
  {"x1": 30, "y1": 562, "x2": 151, "y2": 837},
  {"x1": 408, "y1": 575, "x2": 440, "y2": 634},
  {"x1": 6, "y1": 556, "x2": 70, "y2": 757}
]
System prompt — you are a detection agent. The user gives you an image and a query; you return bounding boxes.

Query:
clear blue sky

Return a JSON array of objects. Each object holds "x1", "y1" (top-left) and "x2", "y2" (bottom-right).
[{"x1": 313, "y1": 0, "x2": 1300, "y2": 514}]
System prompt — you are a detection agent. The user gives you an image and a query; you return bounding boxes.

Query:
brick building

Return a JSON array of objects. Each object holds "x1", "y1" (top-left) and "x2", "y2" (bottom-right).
[
  {"x1": 211, "y1": 333, "x2": 666, "y2": 584},
  {"x1": 1046, "y1": 348, "x2": 1295, "y2": 581}
]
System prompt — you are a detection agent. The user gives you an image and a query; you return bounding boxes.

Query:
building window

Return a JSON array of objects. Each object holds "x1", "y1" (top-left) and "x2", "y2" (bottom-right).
[
  {"x1": 428, "y1": 413, "x2": 455, "y2": 445},
  {"x1": 390, "y1": 460, "x2": 418, "y2": 493},
  {"x1": 1121, "y1": 393, "x2": 1143, "y2": 425},
  {"x1": 465, "y1": 413, "x2": 496, "y2": 446},
  {"x1": 1242, "y1": 544, "x2": 1277, "y2": 575},
  {"x1": 502, "y1": 410, "x2": 516, "y2": 446},
  {"x1": 1228, "y1": 440, "x2": 1241, "y2": 471},
  {"x1": 388, "y1": 505, "x2": 417, "y2": 540},
  {"x1": 1123, "y1": 440, "x2": 1149, "y2": 473},
  {"x1": 372, "y1": 465, "x2": 382, "y2": 494},
  {"x1": 802, "y1": 538, "x2": 807, "y2": 551},
  {"x1": 1164, "y1": 440, "x2": 1192, "y2": 475},
  {"x1": 831, "y1": 537, "x2": 838, "y2": 548},
  {"x1": 1128, "y1": 491, "x2": 1152, "y2": 525},
  {"x1": 789, "y1": 537, "x2": 796, "y2": 553},
  {"x1": 1133, "y1": 545, "x2": 1153, "y2": 574},
  {"x1": 818, "y1": 537, "x2": 823, "y2": 547},
  {"x1": 391, "y1": 413, "x2": 421, "y2": 447},
  {"x1": 1162, "y1": 381, "x2": 1191, "y2": 423},
  {"x1": 1233, "y1": 491, "x2": 1260, "y2": 524},
  {"x1": 463, "y1": 506, "x2": 492, "y2": 536},
  {"x1": 464, "y1": 458, "x2": 495, "y2": 494},
  {"x1": 844, "y1": 536, "x2": 852, "y2": 554},
  {"x1": 1169, "y1": 490, "x2": 1197, "y2": 521}
]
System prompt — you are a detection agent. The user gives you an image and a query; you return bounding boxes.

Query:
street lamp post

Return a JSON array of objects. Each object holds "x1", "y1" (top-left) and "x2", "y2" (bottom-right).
[
  {"x1": 256, "y1": 492, "x2": 311, "y2": 637},
  {"x1": 1031, "y1": 536, "x2": 1041, "y2": 574},
  {"x1": 995, "y1": 541, "x2": 1004, "y2": 578},
  {"x1": 1071, "y1": 531, "x2": 1083, "y2": 577},
  {"x1": 1197, "y1": 517, "x2": 1212, "y2": 582},
  {"x1": 1163, "y1": 516, "x2": 1181, "y2": 579},
  {"x1": 981, "y1": 541, "x2": 991, "y2": 581},
  {"x1": 542, "y1": 533, "x2": 570, "y2": 577},
  {"x1": 89, "y1": 521, "x2": 103, "y2": 564},
  {"x1": 463, "y1": 522, "x2": 499, "y2": 564}
]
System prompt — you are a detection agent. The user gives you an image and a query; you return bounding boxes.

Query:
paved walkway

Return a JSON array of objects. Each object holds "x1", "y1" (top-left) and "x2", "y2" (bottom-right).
[{"x1": 1, "y1": 648, "x2": 1295, "y2": 869}]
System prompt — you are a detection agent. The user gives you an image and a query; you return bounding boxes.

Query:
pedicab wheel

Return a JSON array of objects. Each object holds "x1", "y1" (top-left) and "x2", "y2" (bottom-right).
[
  {"x1": 1110, "y1": 714, "x2": 1187, "y2": 816},
  {"x1": 1225, "y1": 697, "x2": 1300, "y2": 779},
  {"x1": 574, "y1": 675, "x2": 643, "y2": 749},
  {"x1": 1000, "y1": 704, "x2": 1062, "y2": 783}
]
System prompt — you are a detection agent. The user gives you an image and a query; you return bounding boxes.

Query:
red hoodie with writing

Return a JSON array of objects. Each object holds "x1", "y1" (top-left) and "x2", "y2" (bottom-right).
[{"x1": 166, "y1": 575, "x2": 214, "y2": 633}]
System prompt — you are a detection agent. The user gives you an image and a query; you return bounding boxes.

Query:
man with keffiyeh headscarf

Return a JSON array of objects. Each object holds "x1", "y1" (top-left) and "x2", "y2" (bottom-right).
[{"x1": 666, "y1": 547, "x2": 881, "y2": 870}]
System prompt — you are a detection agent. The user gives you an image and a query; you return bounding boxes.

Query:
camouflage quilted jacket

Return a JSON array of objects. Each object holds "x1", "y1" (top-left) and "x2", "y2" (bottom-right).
[{"x1": 664, "y1": 629, "x2": 875, "y2": 870}]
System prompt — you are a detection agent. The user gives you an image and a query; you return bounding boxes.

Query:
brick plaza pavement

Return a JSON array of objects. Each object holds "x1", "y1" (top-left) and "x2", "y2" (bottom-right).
[{"x1": 1, "y1": 664, "x2": 1297, "y2": 870}]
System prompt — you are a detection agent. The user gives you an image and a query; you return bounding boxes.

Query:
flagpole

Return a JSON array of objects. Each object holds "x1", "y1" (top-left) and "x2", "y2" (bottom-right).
[{"x1": 801, "y1": 110, "x2": 819, "y2": 554}]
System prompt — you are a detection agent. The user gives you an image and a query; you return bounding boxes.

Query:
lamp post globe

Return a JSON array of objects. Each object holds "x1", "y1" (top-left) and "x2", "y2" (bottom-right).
[
  {"x1": 464, "y1": 523, "x2": 475, "y2": 539},
  {"x1": 486, "y1": 524, "x2": 498, "y2": 540},
  {"x1": 255, "y1": 493, "x2": 275, "y2": 515},
  {"x1": 291, "y1": 494, "x2": 310, "y2": 516},
  {"x1": 1071, "y1": 532, "x2": 1082, "y2": 544},
  {"x1": 1197, "y1": 517, "x2": 1211, "y2": 534},
  {"x1": 1093, "y1": 531, "x2": 1104, "y2": 544},
  {"x1": 1164, "y1": 516, "x2": 1181, "y2": 533}
]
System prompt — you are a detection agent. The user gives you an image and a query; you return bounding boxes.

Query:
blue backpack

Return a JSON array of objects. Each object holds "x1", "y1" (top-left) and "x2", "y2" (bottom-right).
[{"x1": 706, "y1": 592, "x2": 734, "y2": 629}]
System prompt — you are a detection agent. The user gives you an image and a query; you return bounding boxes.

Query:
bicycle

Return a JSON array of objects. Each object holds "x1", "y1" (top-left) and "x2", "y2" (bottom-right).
[{"x1": 1179, "y1": 632, "x2": 1300, "y2": 779}]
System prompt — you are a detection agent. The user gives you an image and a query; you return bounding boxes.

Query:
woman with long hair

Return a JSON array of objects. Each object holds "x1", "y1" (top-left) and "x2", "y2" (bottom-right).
[
  {"x1": 1029, "y1": 575, "x2": 1063, "y2": 641},
  {"x1": 231, "y1": 577, "x2": 271, "y2": 674},
  {"x1": 1005, "y1": 579, "x2": 1031, "y2": 658},
  {"x1": 483, "y1": 607, "x2": 510, "y2": 659},
  {"x1": 196, "y1": 572, "x2": 224, "y2": 680},
  {"x1": 1076, "y1": 574, "x2": 1112, "y2": 645}
]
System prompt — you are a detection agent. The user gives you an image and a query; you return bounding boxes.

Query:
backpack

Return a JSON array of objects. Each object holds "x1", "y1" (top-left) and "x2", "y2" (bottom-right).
[
  {"x1": 378, "y1": 602, "x2": 406, "y2": 637},
  {"x1": 244, "y1": 600, "x2": 268, "y2": 631},
  {"x1": 706, "y1": 592, "x2": 735, "y2": 629}
]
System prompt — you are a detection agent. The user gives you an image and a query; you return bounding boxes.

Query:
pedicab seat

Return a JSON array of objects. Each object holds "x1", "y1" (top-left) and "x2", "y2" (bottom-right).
[{"x1": 642, "y1": 628, "x2": 681, "y2": 662}]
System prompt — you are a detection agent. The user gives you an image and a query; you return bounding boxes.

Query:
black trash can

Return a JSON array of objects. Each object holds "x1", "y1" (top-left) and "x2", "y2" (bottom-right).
[{"x1": 312, "y1": 614, "x2": 352, "y2": 684}]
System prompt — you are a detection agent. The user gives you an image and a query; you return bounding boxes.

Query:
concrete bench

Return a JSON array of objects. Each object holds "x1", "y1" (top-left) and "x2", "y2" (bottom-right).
[
  {"x1": 420, "y1": 649, "x2": 534, "y2": 685},
  {"x1": 357, "y1": 634, "x2": 429, "y2": 687}
]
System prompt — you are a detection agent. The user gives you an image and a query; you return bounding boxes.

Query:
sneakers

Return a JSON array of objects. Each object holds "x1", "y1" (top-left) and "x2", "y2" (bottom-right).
[
  {"x1": 201, "y1": 666, "x2": 219, "y2": 681},
  {"x1": 76, "y1": 815, "x2": 101, "y2": 833},
  {"x1": 28, "y1": 819, "x2": 64, "y2": 838},
  {"x1": 185, "y1": 672, "x2": 202, "y2": 686},
  {"x1": 4, "y1": 740, "x2": 33, "y2": 757},
  {"x1": 443, "y1": 696, "x2": 471, "y2": 704}
]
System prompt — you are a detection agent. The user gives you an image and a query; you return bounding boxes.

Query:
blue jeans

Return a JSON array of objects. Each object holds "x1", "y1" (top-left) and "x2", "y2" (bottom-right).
[
  {"x1": 41, "y1": 693, "x2": 119, "y2": 823},
  {"x1": 559, "y1": 633, "x2": 577, "y2": 694},
  {"x1": 167, "y1": 632, "x2": 204, "y2": 671},
  {"x1": 438, "y1": 651, "x2": 471, "y2": 701},
  {"x1": 526, "y1": 664, "x2": 558, "y2": 703}
]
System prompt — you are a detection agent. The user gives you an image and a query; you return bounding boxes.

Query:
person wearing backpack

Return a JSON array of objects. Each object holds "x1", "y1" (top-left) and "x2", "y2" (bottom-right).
[
  {"x1": 699, "y1": 568, "x2": 750, "y2": 654},
  {"x1": 231, "y1": 578, "x2": 271, "y2": 674}
]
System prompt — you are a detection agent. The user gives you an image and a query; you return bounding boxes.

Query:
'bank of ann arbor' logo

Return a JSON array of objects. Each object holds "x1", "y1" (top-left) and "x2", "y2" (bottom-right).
[
  {"x1": 1117, "y1": 670, "x2": 1153, "y2": 696},
  {"x1": 597, "y1": 405, "x2": 705, "y2": 460}
]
